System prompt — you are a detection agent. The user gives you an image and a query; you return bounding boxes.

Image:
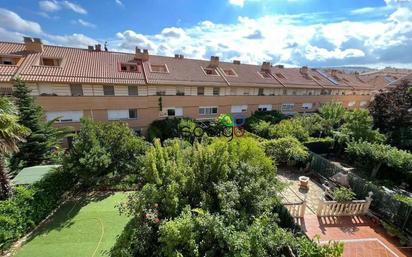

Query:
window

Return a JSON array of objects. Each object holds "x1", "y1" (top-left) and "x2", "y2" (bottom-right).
[
  {"x1": 258, "y1": 104, "x2": 272, "y2": 112},
  {"x1": 197, "y1": 87, "x2": 204, "y2": 96},
  {"x1": 281, "y1": 103, "x2": 294, "y2": 111},
  {"x1": 120, "y1": 63, "x2": 139, "y2": 72},
  {"x1": 70, "y1": 84, "x2": 83, "y2": 96},
  {"x1": 46, "y1": 111, "x2": 83, "y2": 123},
  {"x1": 202, "y1": 67, "x2": 218, "y2": 75},
  {"x1": 103, "y1": 85, "x2": 114, "y2": 96},
  {"x1": 167, "y1": 109, "x2": 175, "y2": 116},
  {"x1": 243, "y1": 89, "x2": 250, "y2": 95},
  {"x1": 0, "y1": 87, "x2": 13, "y2": 96},
  {"x1": 165, "y1": 107, "x2": 183, "y2": 117},
  {"x1": 108, "y1": 109, "x2": 138, "y2": 120},
  {"x1": 275, "y1": 73, "x2": 286, "y2": 79},
  {"x1": 150, "y1": 64, "x2": 168, "y2": 73},
  {"x1": 177, "y1": 87, "x2": 185, "y2": 96},
  {"x1": 302, "y1": 103, "x2": 313, "y2": 110},
  {"x1": 0, "y1": 57, "x2": 19, "y2": 65},
  {"x1": 283, "y1": 89, "x2": 287, "y2": 95},
  {"x1": 223, "y1": 69, "x2": 237, "y2": 76},
  {"x1": 129, "y1": 109, "x2": 138, "y2": 119},
  {"x1": 231, "y1": 105, "x2": 247, "y2": 113},
  {"x1": 199, "y1": 106, "x2": 218, "y2": 115},
  {"x1": 156, "y1": 90, "x2": 166, "y2": 96},
  {"x1": 258, "y1": 71, "x2": 272, "y2": 78},
  {"x1": 40, "y1": 57, "x2": 61, "y2": 67},
  {"x1": 258, "y1": 88, "x2": 264, "y2": 96},
  {"x1": 213, "y1": 87, "x2": 220, "y2": 96},
  {"x1": 128, "y1": 86, "x2": 139, "y2": 96}
]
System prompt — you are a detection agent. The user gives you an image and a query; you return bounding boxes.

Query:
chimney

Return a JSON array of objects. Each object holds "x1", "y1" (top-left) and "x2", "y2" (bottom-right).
[
  {"x1": 209, "y1": 56, "x2": 219, "y2": 67},
  {"x1": 175, "y1": 54, "x2": 180, "y2": 58},
  {"x1": 274, "y1": 64, "x2": 284, "y2": 69},
  {"x1": 331, "y1": 69, "x2": 338, "y2": 78},
  {"x1": 95, "y1": 44, "x2": 101, "y2": 51},
  {"x1": 261, "y1": 61, "x2": 271, "y2": 72},
  {"x1": 300, "y1": 66, "x2": 308, "y2": 74},
  {"x1": 88, "y1": 45, "x2": 94, "y2": 51},
  {"x1": 179, "y1": 54, "x2": 184, "y2": 59},
  {"x1": 135, "y1": 48, "x2": 149, "y2": 61},
  {"x1": 24, "y1": 37, "x2": 43, "y2": 53},
  {"x1": 233, "y1": 60, "x2": 241, "y2": 65}
]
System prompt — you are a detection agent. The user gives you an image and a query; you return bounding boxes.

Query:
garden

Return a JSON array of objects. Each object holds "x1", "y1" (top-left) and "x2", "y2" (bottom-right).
[{"x1": 0, "y1": 79, "x2": 410, "y2": 256}]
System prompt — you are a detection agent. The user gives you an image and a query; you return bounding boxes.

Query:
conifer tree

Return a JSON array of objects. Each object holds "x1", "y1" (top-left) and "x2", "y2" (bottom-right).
[{"x1": 10, "y1": 79, "x2": 70, "y2": 172}]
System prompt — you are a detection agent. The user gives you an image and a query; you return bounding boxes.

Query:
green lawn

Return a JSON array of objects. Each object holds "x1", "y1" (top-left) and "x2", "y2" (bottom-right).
[{"x1": 15, "y1": 192, "x2": 131, "y2": 257}]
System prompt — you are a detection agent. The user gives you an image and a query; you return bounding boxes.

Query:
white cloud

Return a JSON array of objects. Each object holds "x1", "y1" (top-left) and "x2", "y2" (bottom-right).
[
  {"x1": 46, "y1": 33, "x2": 97, "y2": 47},
  {"x1": 161, "y1": 27, "x2": 186, "y2": 38},
  {"x1": 39, "y1": 0, "x2": 87, "y2": 14},
  {"x1": 39, "y1": 1, "x2": 61, "y2": 12},
  {"x1": 229, "y1": 0, "x2": 245, "y2": 7},
  {"x1": 75, "y1": 19, "x2": 96, "y2": 28},
  {"x1": 115, "y1": 0, "x2": 124, "y2": 6},
  {"x1": 0, "y1": 8, "x2": 42, "y2": 33}
]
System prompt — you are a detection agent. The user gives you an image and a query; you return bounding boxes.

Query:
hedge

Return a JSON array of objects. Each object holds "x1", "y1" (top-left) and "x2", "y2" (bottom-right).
[{"x1": 0, "y1": 168, "x2": 76, "y2": 251}]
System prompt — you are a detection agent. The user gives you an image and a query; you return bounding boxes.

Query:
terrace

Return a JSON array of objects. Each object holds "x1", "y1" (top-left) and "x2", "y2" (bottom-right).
[{"x1": 278, "y1": 168, "x2": 412, "y2": 257}]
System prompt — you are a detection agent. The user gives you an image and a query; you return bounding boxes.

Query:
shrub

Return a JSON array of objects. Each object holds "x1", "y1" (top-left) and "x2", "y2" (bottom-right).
[
  {"x1": 63, "y1": 119, "x2": 148, "y2": 185},
  {"x1": 0, "y1": 168, "x2": 76, "y2": 251},
  {"x1": 264, "y1": 136, "x2": 309, "y2": 165},
  {"x1": 345, "y1": 141, "x2": 412, "y2": 179},
  {"x1": 268, "y1": 119, "x2": 309, "y2": 142},
  {"x1": 332, "y1": 187, "x2": 356, "y2": 202},
  {"x1": 318, "y1": 102, "x2": 346, "y2": 135},
  {"x1": 148, "y1": 117, "x2": 196, "y2": 142},
  {"x1": 304, "y1": 137, "x2": 334, "y2": 154}
]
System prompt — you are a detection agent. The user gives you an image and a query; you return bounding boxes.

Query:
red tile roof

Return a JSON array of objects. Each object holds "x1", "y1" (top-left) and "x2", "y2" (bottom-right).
[{"x1": 0, "y1": 41, "x2": 375, "y2": 90}]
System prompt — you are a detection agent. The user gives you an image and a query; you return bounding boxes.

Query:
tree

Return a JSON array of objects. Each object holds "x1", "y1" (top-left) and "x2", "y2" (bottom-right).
[
  {"x1": 268, "y1": 119, "x2": 309, "y2": 142},
  {"x1": 336, "y1": 109, "x2": 385, "y2": 144},
  {"x1": 318, "y1": 102, "x2": 346, "y2": 135},
  {"x1": 9, "y1": 79, "x2": 71, "y2": 172},
  {"x1": 369, "y1": 80, "x2": 412, "y2": 150},
  {"x1": 63, "y1": 119, "x2": 148, "y2": 184},
  {"x1": 0, "y1": 97, "x2": 29, "y2": 199},
  {"x1": 264, "y1": 136, "x2": 309, "y2": 165}
]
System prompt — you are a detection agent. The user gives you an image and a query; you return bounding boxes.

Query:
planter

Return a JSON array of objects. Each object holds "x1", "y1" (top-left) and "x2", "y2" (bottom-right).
[{"x1": 299, "y1": 176, "x2": 309, "y2": 190}]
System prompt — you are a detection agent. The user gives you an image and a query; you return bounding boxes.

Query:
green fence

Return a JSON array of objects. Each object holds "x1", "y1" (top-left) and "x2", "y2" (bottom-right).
[{"x1": 309, "y1": 152, "x2": 412, "y2": 234}]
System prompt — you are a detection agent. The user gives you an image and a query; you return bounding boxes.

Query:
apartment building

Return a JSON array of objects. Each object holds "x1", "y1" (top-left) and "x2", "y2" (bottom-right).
[
  {"x1": 0, "y1": 37, "x2": 376, "y2": 135},
  {"x1": 360, "y1": 67, "x2": 412, "y2": 91}
]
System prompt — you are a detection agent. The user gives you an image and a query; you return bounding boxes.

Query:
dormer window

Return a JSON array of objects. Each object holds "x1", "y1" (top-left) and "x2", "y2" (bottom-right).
[
  {"x1": 202, "y1": 67, "x2": 218, "y2": 76},
  {"x1": 150, "y1": 64, "x2": 168, "y2": 73},
  {"x1": 41, "y1": 57, "x2": 61, "y2": 67},
  {"x1": 275, "y1": 73, "x2": 286, "y2": 79},
  {"x1": 0, "y1": 56, "x2": 21, "y2": 65},
  {"x1": 223, "y1": 69, "x2": 237, "y2": 76},
  {"x1": 120, "y1": 63, "x2": 140, "y2": 72},
  {"x1": 258, "y1": 71, "x2": 272, "y2": 79}
]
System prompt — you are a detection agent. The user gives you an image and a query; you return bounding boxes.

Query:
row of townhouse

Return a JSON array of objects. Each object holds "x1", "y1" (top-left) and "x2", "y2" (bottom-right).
[{"x1": 0, "y1": 37, "x2": 376, "y2": 135}]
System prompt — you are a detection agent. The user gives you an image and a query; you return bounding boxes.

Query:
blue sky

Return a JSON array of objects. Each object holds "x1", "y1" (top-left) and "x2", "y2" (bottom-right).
[{"x1": 0, "y1": 0, "x2": 411, "y2": 68}]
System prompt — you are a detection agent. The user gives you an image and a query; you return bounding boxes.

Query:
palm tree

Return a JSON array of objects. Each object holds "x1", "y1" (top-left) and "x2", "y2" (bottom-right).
[{"x1": 0, "y1": 97, "x2": 30, "y2": 200}]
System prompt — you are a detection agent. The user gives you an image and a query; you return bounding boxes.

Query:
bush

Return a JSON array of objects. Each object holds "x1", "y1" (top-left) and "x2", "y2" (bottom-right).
[
  {"x1": 148, "y1": 117, "x2": 196, "y2": 142},
  {"x1": 268, "y1": 119, "x2": 309, "y2": 142},
  {"x1": 304, "y1": 137, "x2": 334, "y2": 154},
  {"x1": 345, "y1": 141, "x2": 412, "y2": 180},
  {"x1": 245, "y1": 110, "x2": 285, "y2": 128},
  {"x1": 264, "y1": 137, "x2": 309, "y2": 165},
  {"x1": 63, "y1": 119, "x2": 148, "y2": 185},
  {"x1": 0, "y1": 168, "x2": 76, "y2": 251},
  {"x1": 332, "y1": 187, "x2": 356, "y2": 202}
]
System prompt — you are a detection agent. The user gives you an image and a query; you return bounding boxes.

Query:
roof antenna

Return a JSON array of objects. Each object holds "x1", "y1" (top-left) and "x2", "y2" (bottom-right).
[{"x1": 104, "y1": 41, "x2": 108, "y2": 52}]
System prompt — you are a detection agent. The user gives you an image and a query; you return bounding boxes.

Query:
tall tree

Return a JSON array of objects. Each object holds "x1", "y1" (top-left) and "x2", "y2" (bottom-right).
[
  {"x1": 0, "y1": 97, "x2": 29, "y2": 199},
  {"x1": 369, "y1": 80, "x2": 412, "y2": 149},
  {"x1": 9, "y1": 79, "x2": 70, "y2": 172}
]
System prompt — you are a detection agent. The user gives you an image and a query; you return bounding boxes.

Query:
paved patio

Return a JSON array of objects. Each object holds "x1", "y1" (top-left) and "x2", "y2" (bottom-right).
[{"x1": 277, "y1": 168, "x2": 412, "y2": 257}]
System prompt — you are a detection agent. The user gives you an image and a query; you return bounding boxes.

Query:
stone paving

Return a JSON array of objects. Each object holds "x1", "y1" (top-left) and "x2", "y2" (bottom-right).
[{"x1": 277, "y1": 167, "x2": 324, "y2": 214}]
